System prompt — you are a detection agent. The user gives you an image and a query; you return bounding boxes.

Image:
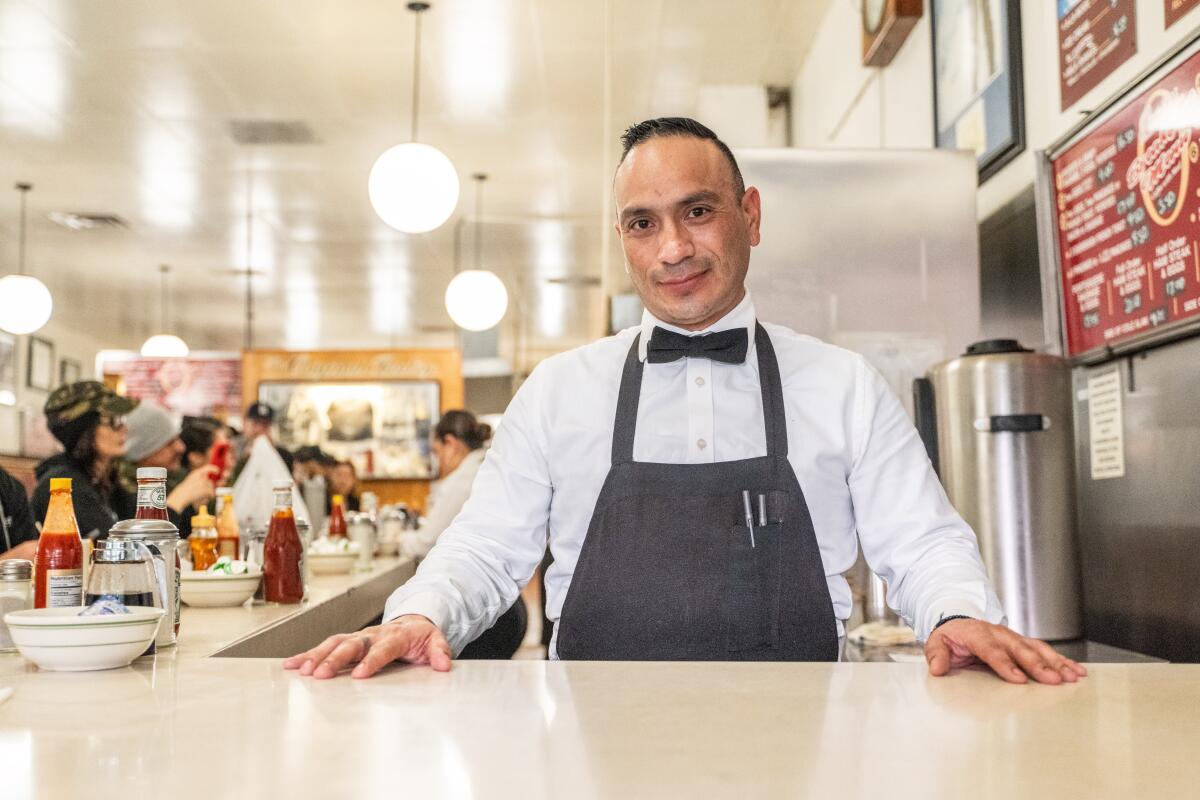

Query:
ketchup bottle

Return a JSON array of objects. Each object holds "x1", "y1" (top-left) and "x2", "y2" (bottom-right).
[
  {"x1": 135, "y1": 467, "x2": 170, "y2": 520},
  {"x1": 34, "y1": 478, "x2": 84, "y2": 609},
  {"x1": 328, "y1": 495, "x2": 347, "y2": 538},
  {"x1": 133, "y1": 467, "x2": 182, "y2": 634},
  {"x1": 263, "y1": 483, "x2": 304, "y2": 604}
]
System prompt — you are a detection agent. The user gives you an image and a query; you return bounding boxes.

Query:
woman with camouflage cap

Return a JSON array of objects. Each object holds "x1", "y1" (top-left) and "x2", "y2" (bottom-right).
[{"x1": 30, "y1": 381, "x2": 137, "y2": 539}]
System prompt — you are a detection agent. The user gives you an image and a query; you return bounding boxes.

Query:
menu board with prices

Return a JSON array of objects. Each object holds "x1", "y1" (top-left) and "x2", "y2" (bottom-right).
[
  {"x1": 1165, "y1": 0, "x2": 1200, "y2": 29},
  {"x1": 1051, "y1": 45, "x2": 1200, "y2": 358},
  {"x1": 1059, "y1": 0, "x2": 1138, "y2": 111}
]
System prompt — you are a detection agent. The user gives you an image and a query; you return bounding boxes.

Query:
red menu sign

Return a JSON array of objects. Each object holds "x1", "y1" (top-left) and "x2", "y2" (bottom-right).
[
  {"x1": 1059, "y1": 0, "x2": 1137, "y2": 111},
  {"x1": 1052, "y1": 47, "x2": 1200, "y2": 357},
  {"x1": 1166, "y1": 0, "x2": 1200, "y2": 28}
]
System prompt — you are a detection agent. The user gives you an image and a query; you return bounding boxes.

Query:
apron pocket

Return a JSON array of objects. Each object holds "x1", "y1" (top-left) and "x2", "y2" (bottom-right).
[{"x1": 724, "y1": 522, "x2": 784, "y2": 652}]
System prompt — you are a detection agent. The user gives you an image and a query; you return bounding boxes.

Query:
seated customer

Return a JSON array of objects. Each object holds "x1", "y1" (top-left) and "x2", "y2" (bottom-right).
[
  {"x1": 32, "y1": 382, "x2": 136, "y2": 539},
  {"x1": 0, "y1": 464, "x2": 37, "y2": 560},
  {"x1": 118, "y1": 402, "x2": 217, "y2": 532},
  {"x1": 181, "y1": 415, "x2": 233, "y2": 482},
  {"x1": 327, "y1": 461, "x2": 361, "y2": 513}
]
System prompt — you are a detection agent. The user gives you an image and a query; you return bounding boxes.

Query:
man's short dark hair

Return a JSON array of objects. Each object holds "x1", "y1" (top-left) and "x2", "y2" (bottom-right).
[{"x1": 618, "y1": 117, "x2": 745, "y2": 196}]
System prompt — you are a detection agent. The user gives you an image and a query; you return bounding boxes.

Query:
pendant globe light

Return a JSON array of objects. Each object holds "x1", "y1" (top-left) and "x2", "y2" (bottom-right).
[
  {"x1": 445, "y1": 173, "x2": 508, "y2": 331},
  {"x1": 368, "y1": 1, "x2": 459, "y2": 234},
  {"x1": 140, "y1": 264, "x2": 189, "y2": 358},
  {"x1": 0, "y1": 182, "x2": 53, "y2": 335}
]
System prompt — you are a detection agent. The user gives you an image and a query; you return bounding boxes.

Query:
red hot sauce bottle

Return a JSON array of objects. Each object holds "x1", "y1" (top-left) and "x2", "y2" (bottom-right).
[{"x1": 263, "y1": 483, "x2": 304, "y2": 604}]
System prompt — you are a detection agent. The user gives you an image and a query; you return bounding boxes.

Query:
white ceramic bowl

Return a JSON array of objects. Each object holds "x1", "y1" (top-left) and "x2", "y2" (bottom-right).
[
  {"x1": 180, "y1": 569, "x2": 262, "y2": 607},
  {"x1": 4, "y1": 606, "x2": 164, "y2": 672},
  {"x1": 308, "y1": 551, "x2": 357, "y2": 575}
]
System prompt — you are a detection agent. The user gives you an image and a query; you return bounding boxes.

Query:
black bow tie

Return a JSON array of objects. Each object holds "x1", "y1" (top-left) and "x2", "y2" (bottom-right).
[{"x1": 646, "y1": 326, "x2": 749, "y2": 364}]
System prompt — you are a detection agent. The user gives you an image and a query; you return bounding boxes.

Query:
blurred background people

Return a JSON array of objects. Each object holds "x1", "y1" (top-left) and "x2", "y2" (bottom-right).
[
  {"x1": 0, "y1": 464, "x2": 37, "y2": 560},
  {"x1": 118, "y1": 402, "x2": 217, "y2": 534},
  {"x1": 231, "y1": 402, "x2": 293, "y2": 482},
  {"x1": 402, "y1": 409, "x2": 523, "y2": 660},
  {"x1": 327, "y1": 460, "x2": 361, "y2": 514},
  {"x1": 181, "y1": 415, "x2": 233, "y2": 482},
  {"x1": 32, "y1": 381, "x2": 136, "y2": 540},
  {"x1": 400, "y1": 410, "x2": 491, "y2": 561},
  {"x1": 293, "y1": 446, "x2": 329, "y2": 533}
]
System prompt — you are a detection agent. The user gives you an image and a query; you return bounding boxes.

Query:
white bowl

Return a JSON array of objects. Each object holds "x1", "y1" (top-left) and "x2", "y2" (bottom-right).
[
  {"x1": 4, "y1": 606, "x2": 164, "y2": 672},
  {"x1": 308, "y1": 551, "x2": 357, "y2": 575},
  {"x1": 180, "y1": 569, "x2": 262, "y2": 607}
]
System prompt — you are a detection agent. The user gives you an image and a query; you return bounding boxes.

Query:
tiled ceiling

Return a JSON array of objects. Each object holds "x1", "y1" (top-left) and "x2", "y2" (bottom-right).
[{"x1": 0, "y1": 0, "x2": 830, "y2": 367}]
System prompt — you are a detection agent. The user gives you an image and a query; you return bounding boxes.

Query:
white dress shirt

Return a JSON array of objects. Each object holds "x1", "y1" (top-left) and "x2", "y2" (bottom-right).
[
  {"x1": 384, "y1": 291, "x2": 1004, "y2": 655},
  {"x1": 400, "y1": 448, "x2": 487, "y2": 560}
]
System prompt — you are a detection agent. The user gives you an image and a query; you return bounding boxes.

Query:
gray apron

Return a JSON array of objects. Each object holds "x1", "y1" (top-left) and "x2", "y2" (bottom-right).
[{"x1": 556, "y1": 323, "x2": 839, "y2": 661}]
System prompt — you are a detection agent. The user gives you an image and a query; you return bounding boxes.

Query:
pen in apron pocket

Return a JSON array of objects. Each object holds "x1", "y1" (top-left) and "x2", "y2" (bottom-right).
[
  {"x1": 741, "y1": 490, "x2": 755, "y2": 548},
  {"x1": 757, "y1": 494, "x2": 766, "y2": 527}
]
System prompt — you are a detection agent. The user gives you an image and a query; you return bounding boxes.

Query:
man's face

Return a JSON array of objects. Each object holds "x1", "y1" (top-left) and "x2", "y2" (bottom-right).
[
  {"x1": 142, "y1": 437, "x2": 184, "y2": 470},
  {"x1": 614, "y1": 136, "x2": 761, "y2": 330},
  {"x1": 244, "y1": 419, "x2": 271, "y2": 441}
]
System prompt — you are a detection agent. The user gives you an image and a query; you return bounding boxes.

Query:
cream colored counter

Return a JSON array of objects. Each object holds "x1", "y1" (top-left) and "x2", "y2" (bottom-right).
[
  {"x1": 174, "y1": 556, "x2": 416, "y2": 659},
  {"x1": 0, "y1": 658, "x2": 1195, "y2": 798}
]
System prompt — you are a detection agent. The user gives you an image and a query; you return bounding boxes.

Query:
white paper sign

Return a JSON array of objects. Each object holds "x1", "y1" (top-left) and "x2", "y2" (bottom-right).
[{"x1": 1087, "y1": 370, "x2": 1125, "y2": 480}]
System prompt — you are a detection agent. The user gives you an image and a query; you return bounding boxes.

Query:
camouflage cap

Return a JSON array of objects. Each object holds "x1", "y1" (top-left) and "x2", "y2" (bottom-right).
[{"x1": 44, "y1": 381, "x2": 137, "y2": 427}]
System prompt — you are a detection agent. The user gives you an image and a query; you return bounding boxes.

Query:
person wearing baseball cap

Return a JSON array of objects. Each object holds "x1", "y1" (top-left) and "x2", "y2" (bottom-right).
[
  {"x1": 116, "y1": 402, "x2": 217, "y2": 534},
  {"x1": 30, "y1": 381, "x2": 138, "y2": 539},
  {"x1": 230, "y1": 401, "x2": 294, "y2": 483}
]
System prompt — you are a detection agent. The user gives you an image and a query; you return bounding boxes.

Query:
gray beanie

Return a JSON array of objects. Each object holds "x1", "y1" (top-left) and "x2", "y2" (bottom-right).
[{"x1": 124, "y1": 402, "x2": 181, "y2": 462}]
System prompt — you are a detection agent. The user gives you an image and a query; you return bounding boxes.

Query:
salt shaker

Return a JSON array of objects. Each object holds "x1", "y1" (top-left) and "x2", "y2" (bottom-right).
[{"x1": 0, "y1": 559, "x2": 33, "y2": 652}]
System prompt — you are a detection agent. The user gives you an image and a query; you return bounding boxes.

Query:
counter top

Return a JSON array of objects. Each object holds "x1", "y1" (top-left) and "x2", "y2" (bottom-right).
[
  {"x1": 0, "y1": 658, "x2": 1195, "y2": 799},
  {"x1": 174, "y1": 555, "x2": 416, "y2": 659}
]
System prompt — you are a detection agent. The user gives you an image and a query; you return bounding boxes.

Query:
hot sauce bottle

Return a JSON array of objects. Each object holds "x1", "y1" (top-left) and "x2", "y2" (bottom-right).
[
  {"x1": 328, "y1": 494, "x2": 347, "y2": 538},
  {"x1": 34, "y1": 478, "x2": 84, "y2": 609},
  {"x1": 263, "y1": 482, "x2": 304, "y2": 604},
  {"x1": 215, "y1": 488, "x2": 241, "y2": 559}
]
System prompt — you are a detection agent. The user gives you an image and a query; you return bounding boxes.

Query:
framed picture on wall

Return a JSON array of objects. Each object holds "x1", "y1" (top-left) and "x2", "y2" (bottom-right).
[
  {"x1": 59, "y1": 358, "x2": 81, "y2": 386},
  {"x1": 0, "y1": 332, "x2": 16, "y2": 405},
  {"x1": 931, "y1": 0, "x2": 1025, "y2": 183},
  {"x1": 26, "y1": 336, "x2": 54, "y2": 392}
]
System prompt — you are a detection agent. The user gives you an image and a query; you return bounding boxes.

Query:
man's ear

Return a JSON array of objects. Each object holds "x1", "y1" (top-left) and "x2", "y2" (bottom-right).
[{"x1": 742, "y1": 186, "x2": 762, "y2": 247}]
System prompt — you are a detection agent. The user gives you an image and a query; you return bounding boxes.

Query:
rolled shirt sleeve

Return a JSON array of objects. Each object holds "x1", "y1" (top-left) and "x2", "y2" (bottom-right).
[
  {"x1": 383, "y1": 366, "x2": 553, "y2": 654},
  {"x1": 848, "y1": 357, "x2": 1006, "y2": 641}
]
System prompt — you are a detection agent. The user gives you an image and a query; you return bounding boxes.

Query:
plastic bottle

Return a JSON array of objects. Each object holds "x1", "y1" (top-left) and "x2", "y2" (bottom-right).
[{"x1": 34, "y1": 478, "x2": 83, "y2": 609}]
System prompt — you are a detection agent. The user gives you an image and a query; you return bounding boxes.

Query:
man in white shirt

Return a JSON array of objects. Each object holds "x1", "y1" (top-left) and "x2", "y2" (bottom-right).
[{"x1": 286, "y1": 117, "x2": 1087, "y2": 685}]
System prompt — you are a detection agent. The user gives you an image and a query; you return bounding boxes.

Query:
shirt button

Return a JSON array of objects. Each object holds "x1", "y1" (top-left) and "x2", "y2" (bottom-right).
[
  {"x1": 697, "y1": 438, "x2": 707, "y2": 450},
  {"x1": 695, "y1": 376, "x2": 705, "y2": 387}
]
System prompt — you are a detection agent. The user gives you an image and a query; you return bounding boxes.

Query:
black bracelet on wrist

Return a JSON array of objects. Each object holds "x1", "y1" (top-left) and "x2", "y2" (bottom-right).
[{"x1": 934, "y1": 614, "x2": 973, "y2": 631}]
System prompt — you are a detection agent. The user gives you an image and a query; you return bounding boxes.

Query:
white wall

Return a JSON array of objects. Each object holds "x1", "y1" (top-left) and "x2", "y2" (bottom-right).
[
  {"x1": 793, "y1": 0, "x2": 1200, "y2": 220},
  {"x1": 0, "y1": 318, "x2": 100, "y2": 456}
]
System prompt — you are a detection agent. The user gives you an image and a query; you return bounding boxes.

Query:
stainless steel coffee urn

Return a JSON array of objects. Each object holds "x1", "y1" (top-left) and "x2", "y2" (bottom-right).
[{"x1": 914, "y1": 340, "x2": 1081, "y2": 640}]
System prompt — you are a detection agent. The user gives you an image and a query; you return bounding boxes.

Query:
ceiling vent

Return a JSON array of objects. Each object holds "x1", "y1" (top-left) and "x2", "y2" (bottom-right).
[
  {"x1": 228, "y1": 119, "x2": 319, "y2": 146},
  {"x1": 47, "y1": 211, "x2": 129, "y2": 231}
]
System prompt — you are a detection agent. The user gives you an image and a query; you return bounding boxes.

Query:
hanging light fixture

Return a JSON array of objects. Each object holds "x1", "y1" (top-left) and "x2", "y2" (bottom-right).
[
  {"x1": 140, "y1": 264, "x2": 189, "y2": 358},
  {"x1": 0, "y1": 183, "x2": 53, "y2": 335},
  {"x1": 368, "y1": 1, "x2": 459, "y2": 234},
  {"x1": 445, "y1": 173, "x2": 508, "y2": 331}
]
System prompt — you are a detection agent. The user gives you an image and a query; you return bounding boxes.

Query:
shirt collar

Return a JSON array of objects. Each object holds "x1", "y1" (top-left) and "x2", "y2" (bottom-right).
[{"x1": 637, "y1": 289, "x2": 757, "y2": 363}]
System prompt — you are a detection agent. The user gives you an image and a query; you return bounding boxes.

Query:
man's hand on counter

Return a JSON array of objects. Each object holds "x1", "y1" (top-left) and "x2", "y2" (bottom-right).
[
  {"x1": 925, "y1": 618, "x2": 1088, "y2": 685},
  {"x1": 282, "y1": 614, "x2": 453, "y2": 679}
]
